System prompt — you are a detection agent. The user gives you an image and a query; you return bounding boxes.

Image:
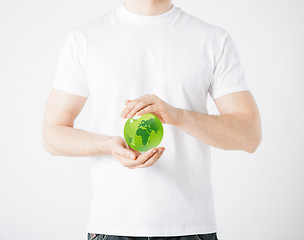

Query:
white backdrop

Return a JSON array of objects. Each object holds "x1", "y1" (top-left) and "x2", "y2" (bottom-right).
[{"x1": 1, "y1": 0, "x2": 303, "y2": 239}]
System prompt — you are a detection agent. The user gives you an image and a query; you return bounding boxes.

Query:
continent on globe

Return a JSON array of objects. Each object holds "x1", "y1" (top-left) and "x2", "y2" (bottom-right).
[
  {"x1": 123, "y1": 113, "x2": 164, "y2": 152},
  {"x1": 136, "y1": 118, "x2": 161, "y2": 146}
]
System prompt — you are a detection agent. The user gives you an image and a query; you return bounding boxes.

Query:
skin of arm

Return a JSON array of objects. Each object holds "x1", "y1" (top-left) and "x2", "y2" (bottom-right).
[
  {"x1": 173, "y1": 91, "x2": 262, "y2": 153},
  {"x1": 42, "y1": 89, "x2": 112, "y2": 157},
  {"x1": 121, "y1": 90, "x2": 262, "y2": 154}
]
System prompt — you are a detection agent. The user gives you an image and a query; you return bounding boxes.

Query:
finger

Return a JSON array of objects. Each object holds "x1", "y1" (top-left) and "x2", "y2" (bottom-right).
[
  {"x1": 131, "y1": 147, "x2": 165, "y2": 169},
  {"x1": 135, "y1": 105, "x2": 155, "y2": 117},
  {"x1": 126, "y1": 147, "x2": 158, "y2": 167},
  {"x1": 121, "y1": 95, "x2": 156, "y2": 119},
  {"x1": 127, "y1": 101, "x2": 154, "y2": 119},
  {"x1": 120, "y1": 98, "x2": 140, "y2": 118},
  {"x1": 124, "y1": 99, "x2": 131, "y2": 105}
]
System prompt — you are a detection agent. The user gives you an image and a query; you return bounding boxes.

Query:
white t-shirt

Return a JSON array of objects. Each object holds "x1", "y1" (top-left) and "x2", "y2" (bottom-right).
[{"x1": 52, "y1": 3, "x2": 249, "y2": 237}]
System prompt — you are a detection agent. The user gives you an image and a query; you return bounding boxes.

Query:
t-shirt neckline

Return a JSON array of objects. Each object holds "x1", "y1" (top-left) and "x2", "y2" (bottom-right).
[{"x1": 115, "y1": 3, "x2": 179, "y2": 25}]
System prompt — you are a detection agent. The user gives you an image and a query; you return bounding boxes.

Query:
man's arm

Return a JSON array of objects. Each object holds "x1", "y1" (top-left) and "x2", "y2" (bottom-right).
[
  {"x1": 173, "y1": 90, "x2": 262, "y2": 153},
  {"x1": 42, "y1": 89, "x2": 112, "y2": 156}
]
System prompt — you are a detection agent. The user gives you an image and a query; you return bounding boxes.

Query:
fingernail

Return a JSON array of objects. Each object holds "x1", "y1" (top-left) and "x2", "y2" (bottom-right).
[
  {"x1": 158, "y1": 149, "x2": 163, "y2": 153},
  {"x1": 129, "y1": 153, "x2": 134, "y2": 159},
  {"x1": 152, "y1": 149, "x2": 157, "y2": 153}
]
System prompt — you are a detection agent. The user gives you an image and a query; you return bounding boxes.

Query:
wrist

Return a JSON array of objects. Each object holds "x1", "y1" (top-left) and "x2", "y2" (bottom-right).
[
  {"x1": 98, "y1": 135, "x2": 114, "y2": 155},
  {"x1": 172, "y1": 108, "x2": 185, "y2": 127}
]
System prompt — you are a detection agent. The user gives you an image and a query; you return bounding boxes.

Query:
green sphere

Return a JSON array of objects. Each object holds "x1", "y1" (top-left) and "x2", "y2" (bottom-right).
[{"x1": 123, "y1": 113, "x2": 164, "y2": 152}]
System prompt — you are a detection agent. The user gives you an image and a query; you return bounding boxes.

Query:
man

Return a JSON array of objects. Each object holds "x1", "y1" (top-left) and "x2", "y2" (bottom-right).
[{"x1": 42, "y1": 0, "x2": 262, "y2": 240}]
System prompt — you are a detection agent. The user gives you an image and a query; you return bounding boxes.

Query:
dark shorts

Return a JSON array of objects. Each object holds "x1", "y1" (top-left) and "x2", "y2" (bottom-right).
[{"x1": 88, "y1": 233, "x2": 218, "y2": 240}]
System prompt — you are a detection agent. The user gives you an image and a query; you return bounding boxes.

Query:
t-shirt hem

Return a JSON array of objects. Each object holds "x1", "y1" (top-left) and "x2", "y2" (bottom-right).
[{"x1": 86, "y1": 225, "x2": 218, "y2": 237}]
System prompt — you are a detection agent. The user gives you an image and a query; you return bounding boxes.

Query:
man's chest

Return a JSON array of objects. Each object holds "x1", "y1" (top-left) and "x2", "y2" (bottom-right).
[{"x1": 86, "y1": 29, "x2": 213, "y2": 99}]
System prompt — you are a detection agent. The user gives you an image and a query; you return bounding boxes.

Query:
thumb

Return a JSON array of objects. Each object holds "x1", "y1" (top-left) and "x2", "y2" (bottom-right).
[{"x1": 117, "y1": 145, "x2": 136, "y2": 160}]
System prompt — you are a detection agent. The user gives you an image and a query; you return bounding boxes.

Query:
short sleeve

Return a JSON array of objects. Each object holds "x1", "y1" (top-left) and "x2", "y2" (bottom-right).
[
  {"x1": 52, "y1": 31, "x2": 89, "y2": 97},
  {"x1": 208, "y1": 32, "x2": 249, "y2": 100}
]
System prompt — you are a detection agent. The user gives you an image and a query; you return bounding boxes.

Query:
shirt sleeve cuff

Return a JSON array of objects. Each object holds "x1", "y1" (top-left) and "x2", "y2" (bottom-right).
[
  {"x1": 52, "y1": 83, "x2": 89, "y2": 97},
  {"x1": 210, "y1": 84, "x2": 250, "y2": 100}
]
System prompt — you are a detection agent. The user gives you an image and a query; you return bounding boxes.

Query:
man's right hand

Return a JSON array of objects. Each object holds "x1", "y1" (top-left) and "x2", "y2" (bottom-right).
[{"x1": 107, "y1": 136, "x2": 165, "y2": 169}]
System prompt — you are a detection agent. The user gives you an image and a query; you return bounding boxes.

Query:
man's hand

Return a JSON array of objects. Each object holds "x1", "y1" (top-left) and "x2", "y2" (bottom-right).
[
  {"x1": 120, "y1": 94, "x2": 179, "y2": 125},
  {"x1": 108, "y1": 136, "x2": 165, "y2": 169}
]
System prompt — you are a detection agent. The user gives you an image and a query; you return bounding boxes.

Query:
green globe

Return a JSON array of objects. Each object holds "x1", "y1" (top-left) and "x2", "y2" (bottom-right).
[{"x1": 123, "y1": 113, "x2": 164, "y2": 152}]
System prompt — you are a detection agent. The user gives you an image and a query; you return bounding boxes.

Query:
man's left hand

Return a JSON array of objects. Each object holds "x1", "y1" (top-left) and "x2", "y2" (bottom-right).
[{"x1": 120, "y1": 94, "x2": 180, "y2": 125}]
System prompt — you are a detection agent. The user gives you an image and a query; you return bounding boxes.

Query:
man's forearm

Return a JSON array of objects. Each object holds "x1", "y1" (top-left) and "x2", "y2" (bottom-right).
[
  {"x1": 42, "y1": 125, "x2": 112, "y2": 157},
  {"x1": 173, "y1": 109, "x2": 261, "y2": 153}
]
